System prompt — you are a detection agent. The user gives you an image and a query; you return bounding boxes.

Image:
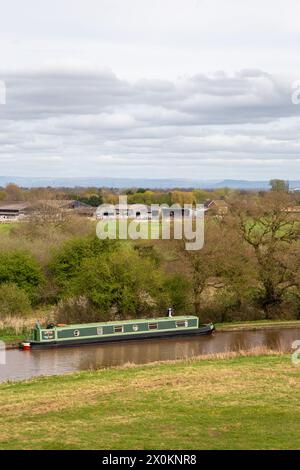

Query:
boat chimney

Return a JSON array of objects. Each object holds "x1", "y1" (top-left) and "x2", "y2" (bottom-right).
[{"x1": 168, "y1": 306, "x2": 173, "y2": 318}]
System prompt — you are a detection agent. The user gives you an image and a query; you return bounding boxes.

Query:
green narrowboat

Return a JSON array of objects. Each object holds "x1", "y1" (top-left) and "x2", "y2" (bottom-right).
[{"x1": 20, "y1": 314, "x2": 214, "y2": 350}]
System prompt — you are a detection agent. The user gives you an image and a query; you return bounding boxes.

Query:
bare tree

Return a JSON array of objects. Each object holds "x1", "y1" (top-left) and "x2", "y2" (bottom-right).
[{"x1": 233, "y1": 192, "x2": 300, "y2": 318}]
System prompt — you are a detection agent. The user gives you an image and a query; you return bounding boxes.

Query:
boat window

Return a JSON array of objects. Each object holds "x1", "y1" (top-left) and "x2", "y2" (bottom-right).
[
  {"x1": 148, "y1": 323, "x2": 158, "y2": 330},
  {"x1": 176, "y1": 320, "x2": 188, "y2": 328},
  {"x1": 114, "y1": 325, "x2": 124, "y2": 333},
  {"x1": 97, "y1": 327, "x2": 103, "y2": 335},
  {"x1": 132, "y1": 325, "x2": 139, "y2": 332}
]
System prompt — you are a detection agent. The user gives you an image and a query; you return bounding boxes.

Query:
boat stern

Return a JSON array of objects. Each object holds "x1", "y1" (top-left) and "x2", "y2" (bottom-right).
[{"x1": 19, "y1": 341, "x2": 31, "y2": 351}]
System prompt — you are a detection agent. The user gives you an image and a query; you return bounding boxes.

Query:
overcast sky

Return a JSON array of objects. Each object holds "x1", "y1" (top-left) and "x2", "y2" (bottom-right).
[{"x1": 1, "y1": 0, "x2": 300, "y2": 180}]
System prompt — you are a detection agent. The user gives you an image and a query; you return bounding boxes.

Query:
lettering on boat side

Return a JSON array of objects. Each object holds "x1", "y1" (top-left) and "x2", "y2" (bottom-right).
[
  {"x1": 42, "y1": 331, "x2": 55, "y2": 340},
  {"x1": 102, "y1": 453, "x2": 197, "y2": 466}
]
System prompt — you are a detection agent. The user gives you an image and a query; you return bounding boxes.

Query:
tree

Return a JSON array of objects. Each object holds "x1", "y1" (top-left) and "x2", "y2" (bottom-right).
[
  {"x1": 0, "y1": 283, "x2": 31, "y2": 318},
  {"x1": 49, "y1": 236, "x2": 118, "y2": 292},
  {"x1": 270, "y1": 179, "x2": 289, "y2": 192},
  {"x1": 177, "y1": 218, "x2": 251, "y2": 319},
  {"x1": 233, "y1": 192, "x2": 300, "y2": 318},
  {"x1": 77, "y1": 195, "x2": 103, "y2": 207},
  {"x1": 0, "y1": 251, "x2": 44, "y2": 302},
  {"x1": 62, "y1": 245, "x2": 168, "y2": 320},
  {"x1": 171, "y1": 191, "x2": 195, "y2": 205},
  {"x1": 4, "y1": 183, "x2": 24, "y2": 201},
  {"x1": 192, "y1": 189, "x2": 211, "y2": 204},
  {"x1": 163, "y1": 274, "x2": 191, "y2": 314}
]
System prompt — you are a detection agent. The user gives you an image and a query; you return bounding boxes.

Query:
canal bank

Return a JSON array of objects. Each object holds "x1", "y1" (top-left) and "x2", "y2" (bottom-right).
[
  {"x1": 0, "y1": 353, "x2": 299, "y2": 450},
  {"x1": 216, "y1": 319, "x2": 300, "y2": 331}
]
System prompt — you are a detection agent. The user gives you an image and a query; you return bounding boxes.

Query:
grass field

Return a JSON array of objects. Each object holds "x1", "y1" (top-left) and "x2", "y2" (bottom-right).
[
  {"x1": 0, "y1": 223, "x2": 16, "y2": 234},
  {"x1": 0, "y1": 353, "x2": 299, "y2": 450}
]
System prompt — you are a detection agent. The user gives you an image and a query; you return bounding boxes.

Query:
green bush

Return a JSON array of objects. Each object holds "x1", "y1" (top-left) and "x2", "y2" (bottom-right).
[
  {"x1": 54, "y1": 296, "x2": 101, "y2": 324},
  {"x1": 163, "y1": 274, "x2": 191, "y2": 314},
  {"x1": 62, "y1": 244, "x2": 168, "y2": 319},
  {"x1": 48, "y1": 236, "x2": 118, "y2": 291},
  {"x1": 0, "y1": 283, "x2": 31, "y2": 318},
  {"x1": 0, "y1": 251, "x2": 44, "y2": 302}
]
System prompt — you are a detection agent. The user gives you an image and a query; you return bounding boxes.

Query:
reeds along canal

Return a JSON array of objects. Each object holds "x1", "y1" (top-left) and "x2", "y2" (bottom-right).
[{"x1": 1, "y1": 327, "x2": 300, "y2": 383}]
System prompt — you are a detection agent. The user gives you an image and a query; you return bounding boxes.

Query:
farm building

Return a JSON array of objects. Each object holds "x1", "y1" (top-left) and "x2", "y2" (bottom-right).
[
  {"x1": 0, "y1": 202, "x2": 31, "y2": 221},
  {"x1": 0, "y1": 199, "x2": 95, "y2": 221},
  {"x1": 30, "y1": 199, "x2": 95, "y2": 217},
  {"x1": 97, "y1": 204, "x2": 158, "y2": 220}
]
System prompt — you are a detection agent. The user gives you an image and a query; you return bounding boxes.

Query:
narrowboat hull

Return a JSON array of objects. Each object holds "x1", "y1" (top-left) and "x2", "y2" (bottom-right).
[{"x1": 22, "y1": 324, "x2": 214, "y2": 350}]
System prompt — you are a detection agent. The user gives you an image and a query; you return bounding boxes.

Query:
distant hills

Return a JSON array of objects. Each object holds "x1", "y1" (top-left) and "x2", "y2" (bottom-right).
[{"x1": 0, "y1": 176, "x2": 299, "y2": 190}]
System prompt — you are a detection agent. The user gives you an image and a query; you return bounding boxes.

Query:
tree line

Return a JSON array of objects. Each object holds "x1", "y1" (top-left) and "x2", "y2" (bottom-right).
[{"x1": 0, "y1": 189, "x2": 299, "y2": 324}]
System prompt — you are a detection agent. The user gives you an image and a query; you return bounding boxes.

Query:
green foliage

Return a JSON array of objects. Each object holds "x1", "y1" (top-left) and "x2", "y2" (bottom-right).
[
  {"x1": 127, "y1": 190, "x2": 172, "y2": 205},
  {"x1": 133, "y1": 243, "x2": 161, "y2": 267},
  {"x1": 192, "y1": 189, "x2": 211, "y2": 203},
  {"x1": 49, "y1": 236, "x2": 118, "y2": 291},
  {"x1": 0, "y1": 251, "x2": 43, "y2": 301},
  {"x1": 63, "y1": 245, "x2": 167, "y2": 319},
  {"x1": 163, "y1": 274, "x2": 191, "y2": 314},
  {"x1": 54, "y1": 296, "x2": 100, "y2": 324},
  {"x1": 269, "y1": 179, "x2": 289, "y2": 192},
  {"x1": 77, "y1": 195, "x2": 103, "y2": 207},
  {"x1": 0, "y1": 283, "x2": 31, "y2": 318}
]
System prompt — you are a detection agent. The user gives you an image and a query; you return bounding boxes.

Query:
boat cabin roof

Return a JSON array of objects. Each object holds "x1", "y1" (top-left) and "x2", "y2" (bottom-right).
[{"x1": 42, "y1": 316, "x2": 198, "y2": 330}]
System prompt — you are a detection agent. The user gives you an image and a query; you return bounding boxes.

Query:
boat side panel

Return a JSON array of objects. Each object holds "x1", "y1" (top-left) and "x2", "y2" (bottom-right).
[{"x1": 40, "y1": 317, "x2": 199, "y2": 343}]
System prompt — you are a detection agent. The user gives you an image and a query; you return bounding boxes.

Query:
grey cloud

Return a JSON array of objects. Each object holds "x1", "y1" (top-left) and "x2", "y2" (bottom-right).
[{"x1": 1, "y1": 68, "x2": 300, "y2": 178}]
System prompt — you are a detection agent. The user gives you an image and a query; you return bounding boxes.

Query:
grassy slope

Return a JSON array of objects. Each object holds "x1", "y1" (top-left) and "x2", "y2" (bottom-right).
[{"x1": 0, "y1": 354, "x2": 299, "y2": 450}]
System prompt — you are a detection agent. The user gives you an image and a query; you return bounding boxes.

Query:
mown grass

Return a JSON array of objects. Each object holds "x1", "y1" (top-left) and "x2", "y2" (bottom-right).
[{"x1": 0, "y1": 353, "x2": 299, "y2": 450}]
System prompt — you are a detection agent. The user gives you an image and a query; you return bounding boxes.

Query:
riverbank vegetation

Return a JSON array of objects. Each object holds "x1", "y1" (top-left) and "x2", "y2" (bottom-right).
[
  {"x1": 0, "y1": 353, "x2": 299, "y2": 449},
  {"x1": 0, "y1": 186, "x2": 299, "y2": 340}
]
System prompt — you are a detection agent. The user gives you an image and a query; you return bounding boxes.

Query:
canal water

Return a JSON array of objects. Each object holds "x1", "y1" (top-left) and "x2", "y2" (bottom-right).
[{"x1": 1, "y1": 327, "x2": 300, "y2": 382}]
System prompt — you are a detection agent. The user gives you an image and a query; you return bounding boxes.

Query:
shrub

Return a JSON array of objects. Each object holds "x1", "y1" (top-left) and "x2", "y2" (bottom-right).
[
  {"x1": 63, "y1": 245, "x2": 168, "y2": 319},
  {"x1": 48, "y1": 236, "x2": 118, "y2": 291},
  {"x1": 0, "y1": 283, "x2": 31, "y2": 318},
  {"x1": 53, "y1": 296, "x2": 102, "y2": 324},
  {"x1": 0, "y1": 251, "x2": 44, "y2": 302},
  {"x1": 163, "y1": 274, "x2": 192, "y2": 314}
]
